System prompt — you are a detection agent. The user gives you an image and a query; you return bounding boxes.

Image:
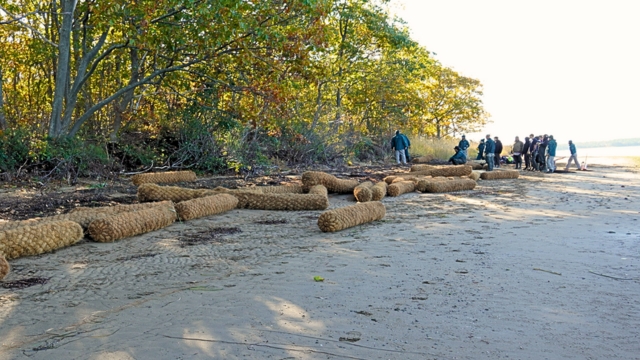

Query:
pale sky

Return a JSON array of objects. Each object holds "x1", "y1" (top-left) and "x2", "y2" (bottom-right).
[{"x1": 392, "y1": 0, "x2": 640, "y2": 143}]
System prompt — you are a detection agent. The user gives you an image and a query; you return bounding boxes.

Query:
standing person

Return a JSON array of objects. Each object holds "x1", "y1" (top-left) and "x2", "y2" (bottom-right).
[
  {"x1": 400, "y1": 133, "x2": 411, "y2": 162},
  {"x1": 565, "y1": 140, "x2": 580, "y2": 170},
  {"x1": 449, "y1": 146, "x2": 467, "y2": 165},
  {"x1": 476, "y1": 139, "x2": 486, "y2": 160},
  {"x1": 546, "y1": 135, "x2": 557, "y2": 173},
  {"x1": 484, "y1": 134, "x2": 496, "y2": 171},
  {"x1": 512, "y1": 136, "x2": 524, "y2": 169},
  {"x1": 538, "y1": 135, "x2": 548, "y2": 172},
  {"x1": 529, "y1": 135, "x2": 540, "y2": 171},
  {"x1": 522, "y1": 134, "x2": 532, "y2": 170},
  {"x1": 391, "y1": 130, "x2": 408, "y2": 165},
  {"x1": 458, "y1": 135, "x2": 470, "y2": 158},
  {"x1": 494, "y1": 136, "x2": 503, "y2": 168}
]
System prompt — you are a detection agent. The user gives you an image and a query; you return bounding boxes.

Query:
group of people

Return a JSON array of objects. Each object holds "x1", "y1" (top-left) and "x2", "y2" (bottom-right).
[
  {"x1": 392, "y1": 130, "x2": 582, "y2": 173},
  {"x1": 476, "y1": 134, "x2": 581, "y2": 172}
]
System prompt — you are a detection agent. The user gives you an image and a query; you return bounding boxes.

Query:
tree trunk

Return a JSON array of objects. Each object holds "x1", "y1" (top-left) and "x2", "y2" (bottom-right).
[
  {"x1": 49, "y1": 0, "x2": 77, "y2": 138},
  {"x1": 0, "y1": 66, "x2": 7, "y2": 130}
]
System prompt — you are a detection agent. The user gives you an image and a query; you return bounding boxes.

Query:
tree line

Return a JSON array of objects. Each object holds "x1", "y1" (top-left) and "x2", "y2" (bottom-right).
[{"x1": 0, "y1": 0, "x2": 489, "y2": 180}]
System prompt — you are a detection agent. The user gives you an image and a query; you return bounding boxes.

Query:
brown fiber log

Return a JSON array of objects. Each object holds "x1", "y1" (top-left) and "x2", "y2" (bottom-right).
[
  {"x1": 480, "y1": 170, "x2": 520, "y2": 180},
  {"x1": 0, "y1": 221, "x2": 84, "y2": 260},
  {"x1": 469, "y1": 171, "x2": 481, "y2": 181},
  {"x1": 137, "y1": 183, "x2": 217, "y2": 202},
  {"x1": 175, "y1": 194, "x2": 238, "y2": 221},
  {"x1": 257, "y1": 185, "x2": 304, "y2": 194},
  {"x1": 421, "y1": 178, "x2": 476, "y2": 193},
  {"x1": 88, "y1": 205, "x2": 177, "y2": 242},
  {"x1": 415, "y1": 177, "x2": 448, "y2": 192},
  {"x1": 131, "y1": 171, "x2": 197, "y2": 185},
  {"x1": 412, "y1": 155, "x2": 434, "y2": 163},
  {"x1": 428, "y1": 165, "x2": 473, "y2": 177},
  {"x1": 308, "y1": 185, "x2": 329, "y2": 197},
  {"x1": 318, "y1": 202, "x2": 386, "y2": 232},
  {"x1": 391, "y1": 176, "x2": 422, "y2": 183},
  {"x1": 0, "y1": 254, "x2": 9, "y2": 280},
  {"x1": 410, "y1": 164, "x2": 435, "y2": 172},
  {"x1": 231, "y1": 192, "x2": 329, "y2": 211},
  {"x1": 371, "y1": 182, "x2": 388, "y2": 201},
  {"x1": 353, "y1": 182, "x2": 373, "y2": 202},
  {"x1": 387, "y1": 181, "x2": 416, "y2": 197},
  {"x1": 301, "y1": 171, "x2": 358, "y2": 194},
  {"x1": 0, "y1": 201, "x2": 174, "y2": 232}
]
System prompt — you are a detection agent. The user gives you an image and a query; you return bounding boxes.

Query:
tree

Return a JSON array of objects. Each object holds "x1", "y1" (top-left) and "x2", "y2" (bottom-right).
[{"x1": 420, "y1": 66, "x2": 489, "y2": 138}]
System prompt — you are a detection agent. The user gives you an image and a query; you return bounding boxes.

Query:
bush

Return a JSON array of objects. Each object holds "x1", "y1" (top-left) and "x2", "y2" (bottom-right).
[{"x1": 0, "y1": 127, "x2": 31, "y2": 172}]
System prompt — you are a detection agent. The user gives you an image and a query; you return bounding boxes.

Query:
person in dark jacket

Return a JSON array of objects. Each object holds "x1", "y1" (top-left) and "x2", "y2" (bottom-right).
[
  {"x1": 565, "y1": 140, "x2": 580, "y2": 170},
  {"x1": 530, "y1": 135, "x2": 540, "y2": 171},
  {"x1": 476, "y1": 139, "x2": 485, "y2": 160},
  {"x1": 494, "y1": 136, "x2": 503, "y2": 168},
  {"x1": 391, "y1": 130, "x2": 408, "y2": 165},
  {"x1": 546, "y1": 135, "x2": 557, "y2": 172},
  {"x1": 484, "y1": 134, "x2": 496, "y2": 171},
  {"x1": 522, "y1": 134, "x2": 532, "y2": 170},
  {"x1": 458, "y1": 135, "x2": 470, "y2": 158},
  {"x1": 538, "y1": 135, "x2": 548, "y2": 171},
  {"x1": 449, "y1": 146, "x2": 467, "y2": 165}
]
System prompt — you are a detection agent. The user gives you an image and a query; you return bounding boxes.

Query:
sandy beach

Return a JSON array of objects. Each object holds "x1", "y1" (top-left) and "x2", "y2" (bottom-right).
[{"x1": 1, "y1": 160, "x2": 639, "y2": 360}]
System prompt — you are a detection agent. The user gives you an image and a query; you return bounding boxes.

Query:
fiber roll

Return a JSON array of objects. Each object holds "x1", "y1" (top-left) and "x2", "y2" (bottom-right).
[
  {"x1": 131, "y1": 171, "x2": 197, "y2": 186},
  {"x1": 371, "y1": 181, "x2": 388, "y2": 201},
  {"x1": 318, "y1": 202, "x2": 386, "y2": 232},
  {"x1": 0, "y1": 221, "x2": 84, "y2": 260},
  {"x1": 0, "y1": 254, "x2": 9, "y2": 280},
  {"x1": 480, "y1": 170, "x2": 520, "y2": 180},
  {"x1": 469, "y1": 172, "x2": 481, "y2": 181},
  {"x1": 231, "y1": 192, "x2": 329, "y2": 211},
  {"x1": 0, "y1": 201, "x2": 175, "y2": 232},
  {"x1": 175, "y1": 194, "x2": 238, "y2": 221},
  {"x1": 415, "y1": 177, "x2": 448, "y2": 192},
  {"x1": 384, "y1": 176, "x2": 399, "y2": 185},
  {"x1": 387, "y1": 181, "x2": 416, "y2": 197},
  {"x1": 391, "y1": 176, "x2": 421, "y2": 183},
  {"x1": 353, "y1": 182, "x2": 373, "y2": 202},
  {"x1": 428, "y1": 165, "x2": 473, "y2": 177},
  {"x1": 410, "y1": 164, "x2": 435, "y2": 172},
  {"x1": 469, "y1": 161, "x2": 485, "y2": 170},
  {"x1": 308, "y1": 185, "x2": 329, "y2": 197},
  {"x1": 412, "y1": 155, "x2": 434, "y2": 163},
  {"x1": 301, "y1": 171, "x2": 358, "y2": 194},
  {"x1": 421, "y1": 178, "x2": 476, "y2": 193},
  {"x1": 137, "y1": 183, "x2": 217, "y2": 203},
  {"x1": 88, "y1": 205, "x2": 177, "y2": 242},
  {"x1": 257, "y1": 185, "x2": 304, "y2": 194}
]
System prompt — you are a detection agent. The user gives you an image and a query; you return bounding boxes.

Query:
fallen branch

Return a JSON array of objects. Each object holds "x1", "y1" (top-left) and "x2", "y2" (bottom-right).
[
  {"x1": 533, "y1": 268, "x2": 562, "y2": 276},
  {"x1": 588, "y1": 270, "x2": 635, "y2": 281}
]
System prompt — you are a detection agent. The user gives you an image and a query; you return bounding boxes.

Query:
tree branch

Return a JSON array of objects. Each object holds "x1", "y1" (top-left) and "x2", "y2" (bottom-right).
[{"x1": 0, "y1": 5, "x2": 58, "y2": 47}]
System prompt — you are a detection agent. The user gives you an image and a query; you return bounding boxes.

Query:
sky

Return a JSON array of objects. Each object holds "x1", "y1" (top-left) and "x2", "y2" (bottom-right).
[{"x1": 392, "y1": 0, "x2": 640, "y2": 143}]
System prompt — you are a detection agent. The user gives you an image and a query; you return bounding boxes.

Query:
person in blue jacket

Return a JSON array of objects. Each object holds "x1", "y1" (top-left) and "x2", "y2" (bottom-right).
[
  {"x1": 546, "y1": 135, "x2": 557, "y2": 173},
  {"x1": 458, "y1": 135, "x2": 470, "y2": 158},
  {"x1": 565, "y1": 140, "x2": 580, "y2": 170},
  {"x1": 476, "y1": 139, "x2": 485, "y2": 160},
  {"x1": 391, "y1": 130, "x2": 408, "y2": 165},
  {"x1": 484, "y1": 134, "x2": 496, "y2": 171},
  {"x1": 449, "y1": 146, "x2": 467, "y2": 165}
]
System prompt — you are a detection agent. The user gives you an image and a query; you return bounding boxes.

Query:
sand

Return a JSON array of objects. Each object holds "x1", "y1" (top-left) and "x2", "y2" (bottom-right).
[{"x1": 1, "y1": 162, "x2": 639, "y2": 359}]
